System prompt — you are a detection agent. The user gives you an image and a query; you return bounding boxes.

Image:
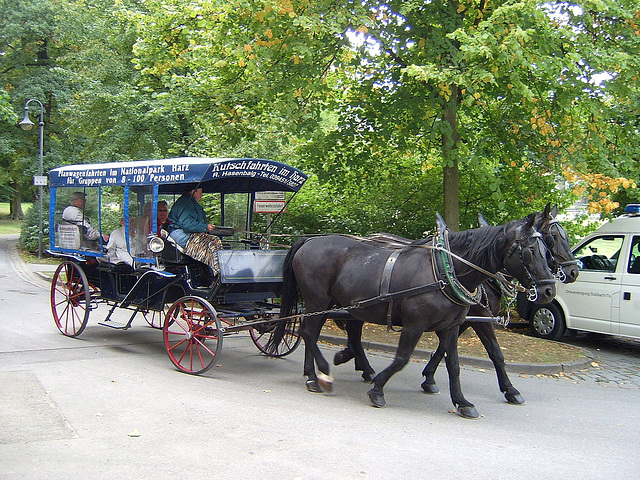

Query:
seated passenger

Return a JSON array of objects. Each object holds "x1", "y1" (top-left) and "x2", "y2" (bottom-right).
[
  {"x1": 167, "y1": 186, "x2": 222, "y2": 274},
  {"x1": 133, "y1": 202, "x2": 153, "y2": 254},
  {"x1": 134, "y1": 201, "x2": 172, "y2": 254},
  {"x1": 156, "y1": 200, "x2": 171, "y2": 234},
  {"x1": 62, "y1": 191, "x2": 109, "y2": 246},
  {"x1": 104, "y1": 217, "x2": 135, "y2": 266}
]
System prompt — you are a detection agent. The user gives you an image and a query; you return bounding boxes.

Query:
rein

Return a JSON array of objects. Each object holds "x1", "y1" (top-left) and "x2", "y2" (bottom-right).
[{"x1": 240, "y1": 228, "x2": 528, "y2": 294}]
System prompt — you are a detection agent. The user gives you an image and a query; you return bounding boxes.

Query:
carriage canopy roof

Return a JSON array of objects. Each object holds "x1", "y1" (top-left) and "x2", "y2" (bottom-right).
[{"x1": 49, "y1": 157, "x2": 308, "y2": 194}]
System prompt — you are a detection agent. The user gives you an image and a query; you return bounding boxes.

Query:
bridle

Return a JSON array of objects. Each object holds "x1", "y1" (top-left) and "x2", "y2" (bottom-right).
[
  {"x1": 542, "y1": 219, "x2": 579, "y2": 283},
  {"x1": 505, "y1": 224, "x2": 556, "y2": 302}
]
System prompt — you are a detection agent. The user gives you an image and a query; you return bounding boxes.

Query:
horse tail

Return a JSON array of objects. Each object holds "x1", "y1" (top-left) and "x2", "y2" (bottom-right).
[{"x1": 265, "y1": 237, "x2": 309, "y2": 354}]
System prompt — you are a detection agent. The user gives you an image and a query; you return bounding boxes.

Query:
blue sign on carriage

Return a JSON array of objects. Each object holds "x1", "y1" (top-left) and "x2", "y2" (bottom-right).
[{"x1": 49, "y1": 157, "x2": 307, "y2": 192}]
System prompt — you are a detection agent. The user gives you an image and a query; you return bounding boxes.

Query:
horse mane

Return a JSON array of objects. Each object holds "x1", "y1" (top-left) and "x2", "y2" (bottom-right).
[
  {"x1": 447, "y1": 225, "x2": 508, "y2": 274},
  {"x1": 416, "y1": 219, "x2": 523, "y2": 274}
]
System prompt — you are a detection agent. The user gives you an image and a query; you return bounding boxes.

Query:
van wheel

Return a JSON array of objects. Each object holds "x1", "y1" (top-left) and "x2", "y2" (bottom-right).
[{"x1": 530, "y1": 303, "x2": 566, "y2": 340}]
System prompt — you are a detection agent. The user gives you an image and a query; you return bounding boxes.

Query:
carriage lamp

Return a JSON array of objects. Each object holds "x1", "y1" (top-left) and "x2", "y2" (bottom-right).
[
  {"x1": 148, "y1": 236, "x2": 165, "y2": 253},
  {"x1": 19, "y1": 99, "x2": 45, "y2": 260}
]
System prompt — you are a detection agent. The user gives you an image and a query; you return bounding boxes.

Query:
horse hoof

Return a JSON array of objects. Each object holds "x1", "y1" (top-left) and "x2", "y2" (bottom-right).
[
  {"x1": 457, "y1": 405, "x2": 480, "y2": 419},
  {"x1": 505, "y1": 392, "x2": 525, "y2": 405},
  {"x1": 361, "y1": 372, "x2": 374, "y2": 382},
  {"x1": 306, "y1": 380, "x2": 323, "y2": 393},
  {"x1": 421, "y1": 382, "x2": 440, "y2": 394},
  {"x1": 317, "y1": 372, "x2": 334, "y2": 393},
  {"x1": 368, "y1": 387, "x2": 386, "y2": 408},
  {"x1": 334, "y1": 350, "x2": 354, "y2": 366}
]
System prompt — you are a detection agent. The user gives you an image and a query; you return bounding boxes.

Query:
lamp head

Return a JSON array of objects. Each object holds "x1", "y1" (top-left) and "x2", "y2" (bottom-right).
[{"x1": 19, "y1": 110, "x2": 35, "y2": 131}]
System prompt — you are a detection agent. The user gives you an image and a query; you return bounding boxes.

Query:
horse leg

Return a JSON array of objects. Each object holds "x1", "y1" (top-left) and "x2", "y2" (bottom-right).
[
  {"x1": 303, "y1": 337, "x2": 322, "y2": 393},
  {"x1": 367, "y1": 325, "x2": 423, "y2": 408},
  {"x1": 472, "y1": 323, "x2": 525, "y2": 405},
  {"x1": 421, "y1": 323, "x2": 472, "y2": 394},
  {"x1": 437, "y1": 326, "x2": 479, "y2": 419},
  {"x1": 333, "y1": 343, "x2": 355, "y2": 366},
  {"x1": 300, "y1": 315, "x2": 333, "y2": 393},
  {"x1": 420, "y1": 343, "x2": 445, "y2": 394},
  {"x1": 333, "y1": 320, "x2": 375, "y2": 381}
]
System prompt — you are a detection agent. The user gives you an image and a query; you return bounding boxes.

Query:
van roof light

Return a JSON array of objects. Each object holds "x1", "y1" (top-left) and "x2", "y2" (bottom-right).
[{"x1": 624, "y1": 204, "x2": 640, "y2": 215}]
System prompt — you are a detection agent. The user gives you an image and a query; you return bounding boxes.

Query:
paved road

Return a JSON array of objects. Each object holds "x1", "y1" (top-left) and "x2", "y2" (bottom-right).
[
  {"x1": 558, "y1": 331, "x2": 640, "y2": 388},
  {"x1": 2, "y1": 235, "x2": 640, "y2": 479}
]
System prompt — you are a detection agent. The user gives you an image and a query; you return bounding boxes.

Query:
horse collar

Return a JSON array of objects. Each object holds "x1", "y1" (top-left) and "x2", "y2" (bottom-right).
[{"x1": 431, "y1": 228, "x2": 482, "y2": 307}]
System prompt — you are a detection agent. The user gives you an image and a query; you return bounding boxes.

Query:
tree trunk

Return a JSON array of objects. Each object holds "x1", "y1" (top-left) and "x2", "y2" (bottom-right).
[
  {"x1": 9, "y1": 180, "x2": 24, "y2": 220},
  {"x1": 442, "y1": 84, "x2": 460, "y2": 231}
]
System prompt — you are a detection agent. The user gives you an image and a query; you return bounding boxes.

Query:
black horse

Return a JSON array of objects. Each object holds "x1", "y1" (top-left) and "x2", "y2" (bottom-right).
[
  {"x1": 334, "y1": 204, "x2": 579, "y2": 405},
  {"x1": 276, "y1": 212, "x2": 556, "y2": 418}
]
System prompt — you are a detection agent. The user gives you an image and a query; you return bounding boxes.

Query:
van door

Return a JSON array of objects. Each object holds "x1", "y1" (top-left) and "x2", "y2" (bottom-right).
[
  {"x1": 618, "y1": 235, "x2": 640, "y2": 337},
  {"x1": 564, "y1": 235, "x2": 624, "y2": 333}
]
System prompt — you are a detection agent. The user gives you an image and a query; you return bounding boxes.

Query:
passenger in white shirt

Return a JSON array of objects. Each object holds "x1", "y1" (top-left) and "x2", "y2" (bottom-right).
[{"x1": 105, "y1": 217, "x2": 135, "y2": 266}]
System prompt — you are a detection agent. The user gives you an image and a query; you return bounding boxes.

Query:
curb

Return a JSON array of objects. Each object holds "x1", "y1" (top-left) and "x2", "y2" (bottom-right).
[{"x1": 319, "y1": 334, "x2": 594, "y2": 375}]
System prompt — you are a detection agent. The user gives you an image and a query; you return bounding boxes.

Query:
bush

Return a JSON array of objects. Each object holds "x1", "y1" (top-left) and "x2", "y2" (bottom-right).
[{"x1": 19, "y1": 199, "x2": 50, "y2": 254}]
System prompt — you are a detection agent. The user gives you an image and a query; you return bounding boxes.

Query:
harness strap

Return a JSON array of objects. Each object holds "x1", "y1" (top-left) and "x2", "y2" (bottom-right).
[
  {"x1": 380, "y1": 249, "x2": 402, "y2": 332},
  {"x1": 354, "y1": 282, "x2": 445, "y2": 309}
]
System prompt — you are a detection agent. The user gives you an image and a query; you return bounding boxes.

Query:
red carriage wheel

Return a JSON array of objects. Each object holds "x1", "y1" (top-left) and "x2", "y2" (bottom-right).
[
  {"x1": 163, "y1": 296, "x2": 223, "y2": 375},
  {"x1": 249, "y1": 318, "x2": 301, "y2": 357},
  {"x1": 50, "y1": 261, "x2": 91, "y2": 337}
]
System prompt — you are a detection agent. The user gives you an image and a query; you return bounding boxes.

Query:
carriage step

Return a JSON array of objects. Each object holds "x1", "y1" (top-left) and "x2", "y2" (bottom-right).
[{"x1": 98, "y1": 320, "x2": 131, "y2": 330}]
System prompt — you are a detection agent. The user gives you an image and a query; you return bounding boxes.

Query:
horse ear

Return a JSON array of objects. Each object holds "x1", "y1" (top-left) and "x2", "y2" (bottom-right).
[
  {"x1": 543, "y1": 202, "x2": 551, "y2": 218},
  {"x1": 435, "y1": 212, "x2": 448, "y2": 235},
  {"x1": 478, "y1": 212, "x2": 490, "y2": 228},
  {"x1": 525, "y1": 212, "x2": 537, "y2": 229},
  {"x1": 551, "y1": 204, "x2": 559, "y2": 218}
]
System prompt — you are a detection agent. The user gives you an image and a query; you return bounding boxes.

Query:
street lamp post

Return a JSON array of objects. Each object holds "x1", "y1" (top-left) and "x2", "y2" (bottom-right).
[{"x1": 19, "y1": 99, "x2": 45, "y2": 260}]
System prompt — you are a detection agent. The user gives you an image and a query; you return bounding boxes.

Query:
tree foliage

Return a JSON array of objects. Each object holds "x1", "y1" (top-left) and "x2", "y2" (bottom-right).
[
  {"x1": 297, "y1": 0, "x2": 640, "y2": 231},
  {"x1": 3, "y1": 0, "x2": 640, "y2": 251}
]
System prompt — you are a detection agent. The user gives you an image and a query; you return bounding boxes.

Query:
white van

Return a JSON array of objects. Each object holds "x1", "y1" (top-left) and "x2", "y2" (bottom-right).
[{"x1": 517, "y1": 204, "x2": 640, "y2": 340}]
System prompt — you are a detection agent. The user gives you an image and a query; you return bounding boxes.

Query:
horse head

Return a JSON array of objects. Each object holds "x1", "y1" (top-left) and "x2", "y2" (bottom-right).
[
  {"x1": 503, "y1": 213, "x2": 556, "y2": 304},
  {"x1": 536, "y1": 203, "x2": 580, "y2": 284},
  {"x1": 479, "y1": 205, "x2": 579, "y2": 285}
]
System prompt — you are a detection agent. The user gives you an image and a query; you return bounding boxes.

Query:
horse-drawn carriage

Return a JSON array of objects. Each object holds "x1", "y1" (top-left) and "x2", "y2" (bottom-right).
[
  {"x1": 47, "y1": 156, "x2": 577, "y2": 417},
  {"x1": 47, "y1": 157, "x2": 306, "y2": 374}
]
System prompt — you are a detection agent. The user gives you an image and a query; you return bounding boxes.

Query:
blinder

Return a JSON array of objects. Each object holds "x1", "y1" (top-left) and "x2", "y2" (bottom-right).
[{"x1": 506, "y1": 225, "x2": 554, "y2": 293}]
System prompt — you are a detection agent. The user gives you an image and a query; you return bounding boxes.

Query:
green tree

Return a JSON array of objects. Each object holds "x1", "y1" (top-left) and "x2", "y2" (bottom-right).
[
  {"x1": 301, "y1": 0, "x2": 640, "y2": 231},
  {"x1": 123, "y1": 0, "x2": 372, "y2": 157},
  {"x1": 0, "y1": 0, "x2": 72, "y2": 219}
]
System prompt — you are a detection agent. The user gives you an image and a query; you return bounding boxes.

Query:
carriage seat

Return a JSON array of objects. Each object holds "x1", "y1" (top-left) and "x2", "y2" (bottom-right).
[{"x1": 96, "y1": 259, "x2": 134, "y2": 274}]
